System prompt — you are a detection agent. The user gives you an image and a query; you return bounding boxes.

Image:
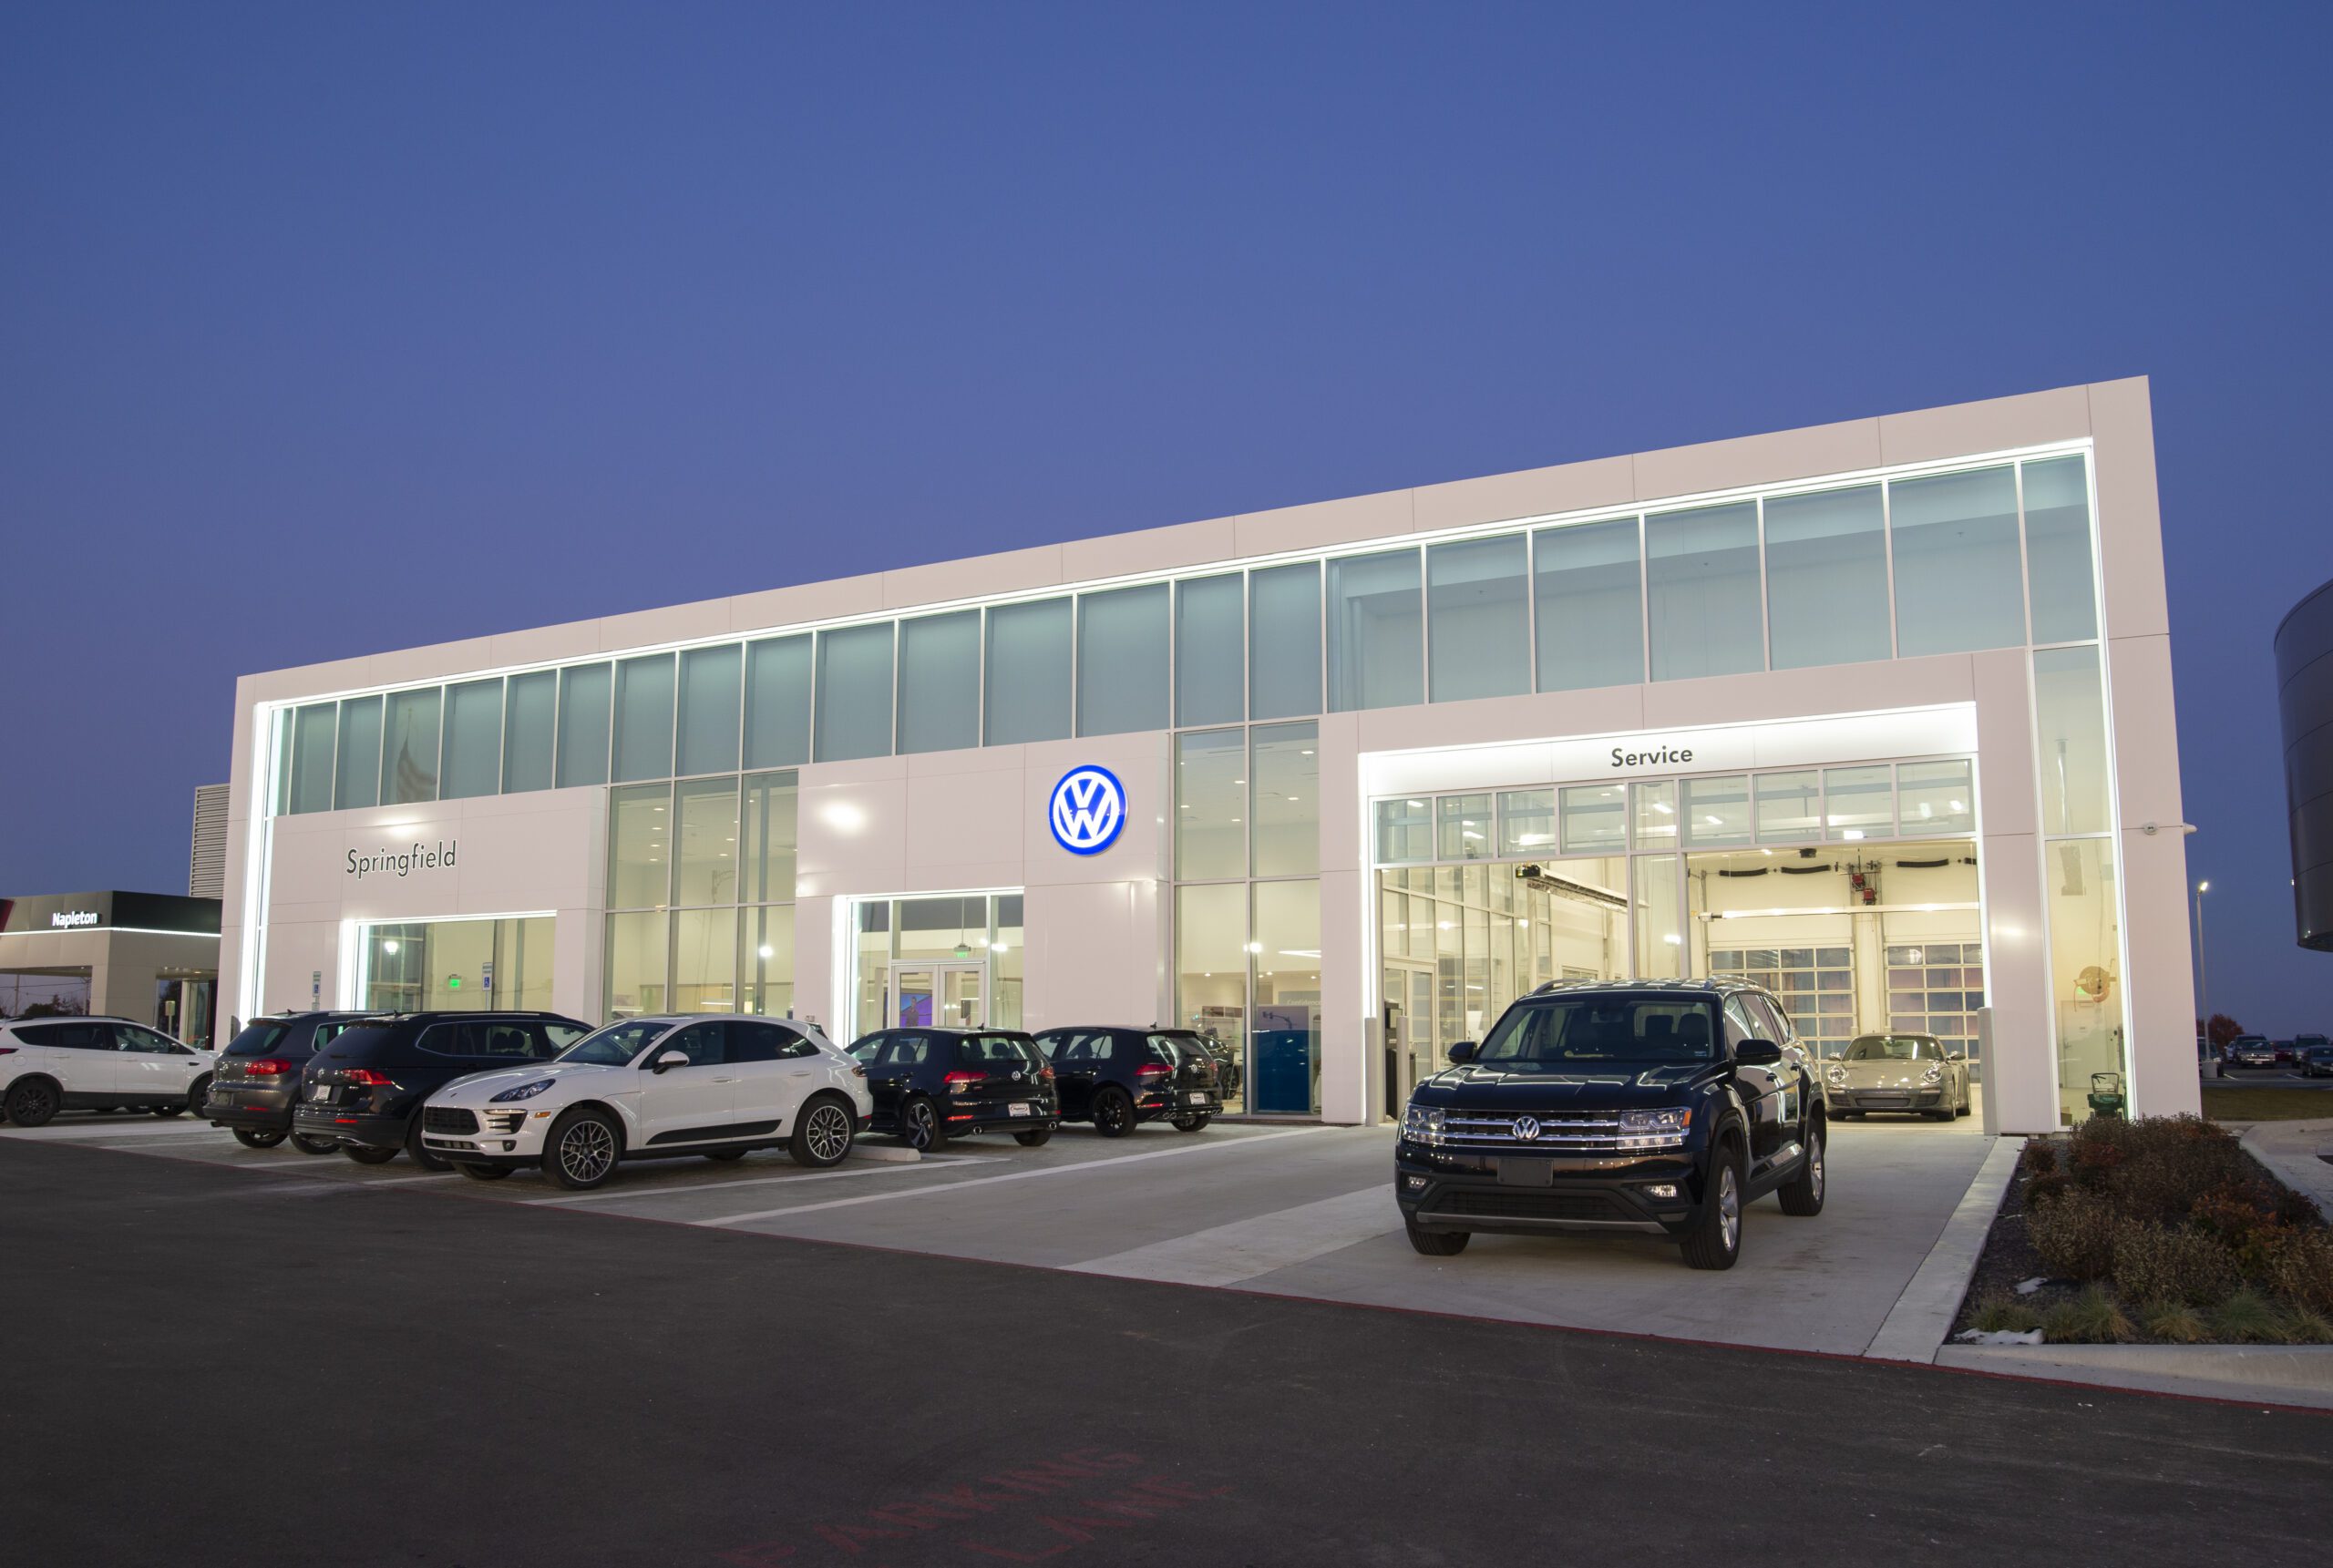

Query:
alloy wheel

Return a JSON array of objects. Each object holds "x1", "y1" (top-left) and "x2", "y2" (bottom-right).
[
  {"x1": 559, "y1": 1119, "x2": 615, "y2": 1184},
  {"x1": 1809, "y1": 1137, "x2": 1824, "y2": 1202},
  {"x1": 1097, "y1": 1094, "x2": 1129, "y2": 1134},
  {"x1": 805, "y1": 1102, "x2": 851, "y2": 1163},
  {"x1": 1718, "y1": 1164, "x2": 1741, "y2": 1255},
  {"x1": 904, "y1": 1101, "x2": 937, "y2": 1150}
]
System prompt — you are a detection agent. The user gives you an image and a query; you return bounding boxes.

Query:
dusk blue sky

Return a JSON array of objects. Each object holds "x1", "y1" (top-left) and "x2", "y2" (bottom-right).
[{"x1": 4, "y1": 4, "x2": 2328, "y2": 1029}]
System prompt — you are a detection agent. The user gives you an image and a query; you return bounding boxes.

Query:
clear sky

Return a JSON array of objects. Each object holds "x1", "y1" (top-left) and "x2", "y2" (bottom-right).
[{"x1": 4, "y1": 3, "x2": 2328, "y2": 1030}]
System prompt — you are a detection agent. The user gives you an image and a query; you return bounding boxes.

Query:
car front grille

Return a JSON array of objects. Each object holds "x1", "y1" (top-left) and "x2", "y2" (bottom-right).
[
  {"x1": 1440, "y1": 1112, "x2": 1628, "y2": 1150},
  {"x1": 1436, "y1": 1189, "x2": 1629, "y2": 1222},
  {"x1": 483, "y1": 1111, "x2": 527, "y2": 1135},
  {"x1": 423, "y1": 1107, "x2": 480, "y2": 1134}
]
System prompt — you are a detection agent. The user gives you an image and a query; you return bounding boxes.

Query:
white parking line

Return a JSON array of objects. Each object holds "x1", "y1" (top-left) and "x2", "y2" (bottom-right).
[
  {"x1": 1, "y1": 1121, "x2": 223, "y2": 1141},
  {"x1": 1064, "y1": 1185, "x2": 1400, "y2": 1286},
  {"x1": 525, "y1": 1154, "x2": 1006, "y2": 1207},
  {"x1": 697, "y1": 1125, "x2": 1341, "y2": 1228}
]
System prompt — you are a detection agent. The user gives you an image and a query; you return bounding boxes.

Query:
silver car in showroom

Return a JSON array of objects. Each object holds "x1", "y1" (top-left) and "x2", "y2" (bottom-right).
[{"x1": 1823, "y1": 1033, "x2": 1970, "y2": 1121}]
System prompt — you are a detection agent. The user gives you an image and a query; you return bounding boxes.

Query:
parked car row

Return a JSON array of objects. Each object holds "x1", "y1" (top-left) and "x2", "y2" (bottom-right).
[
  {"x1": 2213, "y1": 1033, "x2": 2333, "y2": 1070},
  {"x1": 0, "y1": 1015, "x2": 218, "y2": 1125}
]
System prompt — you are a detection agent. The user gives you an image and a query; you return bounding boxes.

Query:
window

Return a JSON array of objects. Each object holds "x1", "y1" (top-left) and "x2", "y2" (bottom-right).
[
  {"x1": 1374, "y1": 798, "x2": 1431, "y2": 863},
  {"x1": 897, "y1": 611, "x2": 981, "y2": 754},
  {"x1": 1252, "y1": 880, "x2": 1321, "y2": 1114},
  {"x1": 740, "y1": 904, "x2": 794, "y2": 1016},
  {"x1": 1632, "y1": 855, "x2": 1681, "y2": 976},
  {"x1": 732, "y1": 1020, "x2": 815, "y2": 1061},
  {"x1": 673, "y1": 776, "x2": 740, "y2": 906},
  {"x1": 1437, "y1": 794, "x2": 1494, "y2": 860},
  {"x1": 1077, "y1": 583, "x2": 1169, "y2": 735},
  {"x1": 1681, "y1": 775, "x2": 1752, "y2": 847},
  {"x1": 1175, "y1": 575, "x2": 1244, "y2": 726},
  {"x1": 18, "y1": 1020, "x2": 108, "y2": 1050},
  {"x1": 677, "y1": 644, "x2": 743, "y2": 777},
  {"x1": 672, "y1": 907, "x2": 737, "y2": 1011},
  {"x1": 1535, "y1": 518, "x2": 1643, "y2": 692},
  {"x1": 656, "y1": 1021, "x2": 728, "y2": 1067},
  {"x1": 1175, "y1": 728, "x2": 1246, "y2": 880},
  {"x1": 1175, "y1": 883, "x2": 1247, "y2": 1084},
  {"x1": 501, "y1": 671, "x2": 556, "y2": 794},
  {"x1": 1326, "y1": 548, "x2": 1422, "y2": 712},
  {"x1": 743, "y1": 635, "x2": 812, "y2": 770},
  {"x1": 1753, "y1": 771, "x2": 1821, "y2": 843},
  {"x1": 739, "y1": 773, "x2": 797, "y2": 905},
  {"x1": 556, "y1": 663, "x2": 612, "y2": 788},
  {"x1": 609, "y1": 784, "x2": 672, "y2": 908},
  {"x1": 1557, "y1": 784, "x2": 1627, "y2": 855},
  {"x1": 2024, "y1": 456, "x2": 2098, "y2": 644},
  {"x1": 439, "y1": 678, "x2": 503, "y2": 800},
  {"x1": 1763, "y1": 485, "x2": 1889, "y2": 669},
  {"x1": 1824, "y1": 765, "x2": 1893, "y2": 841},
  {"x1": 2035, "y1": 645, "x2": 2112, "y2": 835},
  {"x1": 1890, "y1": 466, "x2": 2024, "y2": 655},
  {"x1": 1249, "y1": 562, "x2": 1322, "y2": 720},
  {"x1": 1428, "y1": 535, "x2": 1529, "y2": 702},
  {"x1": 612, "y1": 653, "x2": 677, "y2": 784},
  {"x1": 290, "y1": 702, "x2": 337, "y2": 815},
  {"x1": 335, "y1": 695, "x2": 383, "y2": 810},
  {"x1": 1499, "y1": 789, "x2": 1555, "y2": 856},
  {"x1": 1898, "y1": 760, "x2": 1974, "y2": 835},
  {"x1": 985, "y1": 599, "x2": 1073, "y2": 745},
  {"x1": 815, "y1": 623, "x2": 895, "y2": 763},
  {"x1": 1250, "y1": 722, "x2": 1318, "y2": 876},
  {"x1": 605, "y1": 912, "x2": 668, "y2": 1019},
  {"x1": 1632, "y1": 779, "x2": 1677, "y2": 849},
  {"x1": 1647, "y1": 502, "x2": 1762, "y2": 681},
  {"x1": 381, "y1": 688, "x2": 442, "y2": 804}
]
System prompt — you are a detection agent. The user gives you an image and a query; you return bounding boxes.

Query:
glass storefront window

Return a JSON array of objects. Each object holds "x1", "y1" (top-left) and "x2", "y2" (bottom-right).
[
  {"x1": 612, "y1": 652, "x2": 677, "y2": 784},
  {"x1": 290, "y1": 702, "x2": 336, "y2": 815},
  {"x1": 1250, "y1": 723, "x2": 1319, "y2": 876},
  {"x1": 677, "y1": 644, "x2": 743, "y2": 778},
  {"x1": 743, "y1": 635, "x2": 812, "y2": 770},
  {"x1": 992, "y1": 894, "x2": 1023, "y2": 1030},
  {"x1": 1381, "y1": 889, "x2": 1409, "y2": 959},
  {"x1": 1437, "y1": 794, "x2": 1494, "y2": 860},
  {"x1": 2023, "y1": 455, "x2": 2099, "y2": 644},
  {"x1": 1632, "y1": 855, "x2": 1682, "y2": 978},
  {"x1": 1753, "y1": 770, "x2": 1821, "y2": 843},
  {"x1": 335, "y1": 694, "x2": 383, "y2": 810},
  {"x1": 815, "y1": 623, "x2": 895, "y2": 764},
  {"x1": 672, "y1": 907, "x2": 738, "y2": 1011},
  {"x1": 985, "y1": 598, "x2": 1073, "y2": 745},
  {"x1": 1534, "y1": 518, "x2": 1642, "y2": 692},
  {"x1": 1499, "y1": 789, "x2": 1556, "y2": 856},
  {"x1": 897, "y1": 610, "x2": 981, "y2": 755},
  {"x1": 2047, "y1": 838, "x2": 2123, "y2": 1123},
  {"x1": 1647, "y1": 501, "x2": 1763, "y2": 682},
  {"x1": 897, "y1": 896, "x2": 988, "y2": 962},
  {"x1": 605, "y1": 911, "x2": 668, "y2": 1019},
  {"x1": 673, "y1": 776, "x2": 740, "y2": 907},
  {"x1": 1175, "y1": 574, "x2": 1244, "y2": 727},
  {"x1": 1763, "y1": 485, "x2": 1889, "y2": 670},
  {"x1": 1375, "y1": 797, "x2": 1431, "y2": 864},
  {"x1": 440, "y1": 678, "x2": 503, "y2": 800},
  {"x1": 1898, "y1": 760, "x2": 1975, "y2": 835},
  {"x1": 608, "y1": 784, "x2": 671, "y2": 909},
  {"x1": 1824, "y1": 765, "x2": 1893, "y2": 841},
  {"x1": 361, "y1": 917, "x2": 553, "y2": 1013},
  {"x1": 1681, "y1": 774, "x2": 1752, "y2": 847},
  {"x1": 1175, "y1": 881, "x2": 1248, "y2": 1081},
  {"x1": 556, "y1": 663, "x2": 612, "y2": 788},
  {"x1": 501, "y1": 671, "x2": 556, "y2": 794},
  {"x1": 1176, "y1": 728, "x2": 1246, "y2": 880},
  {"x1": 1249, "y1": 562, "x2": 1322, "y2": 720},
  {"x1": 1890, "y1": 466, "x2": 2025, "y2": 656},
  {"x1": 1252, "y1": 879, "x2": 1321, "y2": 1114},
  {"x1": 2034, "y1": 645, "x2": 2112, "y2": 835},
  {"x1": 1560, "y1": 784, "x2": 1627, "y2": 855},
  {"x1": 382, "y1": 688, "x2": 442, "y2": 805},
  {"x1": 739, "y1": 772, "x2": 797, "y2": 905},
  {"x1": 855, "y1": 902, "x2": 892, "y2": 1039},
  {"x1": 740, "y1": 904, "x2": 794, "y2": 1016},
  {"x1": 1632, "y1": 779, "x2": 1677, "y2": 849},
  {"x1": 1428, "y1": 535, "x2": 1530, "y2": 702},
  {"x1": 1326, "y1": 548, "x2": 1422, "y2": 713},
  {"x1": 1077, "y1": 583, "x2": 1169, "y2": 736}
]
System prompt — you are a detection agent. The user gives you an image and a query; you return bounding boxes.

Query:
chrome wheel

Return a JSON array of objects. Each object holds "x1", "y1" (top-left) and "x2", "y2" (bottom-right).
[
  {"x1": 1808, "y1": 1137, "x2": 1824, "y2": 1203},
  {"x1": 558, "y1": 1118, "x2": 615, "y2": 1184},
  {"x1": 1717, "y1": 1163, "x2": 1741, "y2": 1255},
  {"x1": 805, "y1": 1102, "x2": 851, "y2": 1163}
]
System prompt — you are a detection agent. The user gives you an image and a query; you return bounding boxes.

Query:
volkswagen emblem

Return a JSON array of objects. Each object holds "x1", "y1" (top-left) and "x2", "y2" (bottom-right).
[
  {"x1": 1512, "y1": 1115, "x2": 1542, "y2": 1142},
  {"x1": 1048, "y1": 764, "x2": 1126, "y2": 856}
]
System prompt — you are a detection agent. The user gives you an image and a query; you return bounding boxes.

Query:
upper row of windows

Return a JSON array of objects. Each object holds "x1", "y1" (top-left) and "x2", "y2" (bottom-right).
[{"x1": 272, "y1": 455, "x2": 2097, "y2": 815}]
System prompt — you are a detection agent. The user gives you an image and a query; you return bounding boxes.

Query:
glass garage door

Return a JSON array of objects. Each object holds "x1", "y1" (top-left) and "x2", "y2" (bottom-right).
[
  {"x1": 1887, "y1": 942, "x2": 1986, "y2": 1066},
  {"x1": 1709, "y1": 946, "x2": 1855, "y2": 1057}
]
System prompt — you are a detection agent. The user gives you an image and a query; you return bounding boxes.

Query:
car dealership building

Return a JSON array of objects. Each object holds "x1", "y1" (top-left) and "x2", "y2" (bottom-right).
[{"x1": 219, "y1": 378, "x2": 2195, "y2": 1133}]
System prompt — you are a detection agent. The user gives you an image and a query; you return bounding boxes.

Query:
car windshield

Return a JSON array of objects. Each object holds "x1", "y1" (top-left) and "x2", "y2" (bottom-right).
[
  {"x1": 559, "y1": 1020, "x2": 669, "y2": 1067},
  {"x1": 1845, "y1": 1036, "x2": 1943, "y2": 1062},
  {"x1": 223, "y1": 1020, "x2": 292, "y2": 1056},
  {"x1": 1473, "y1": 998, "x2": 1718, "y2": 1067}
]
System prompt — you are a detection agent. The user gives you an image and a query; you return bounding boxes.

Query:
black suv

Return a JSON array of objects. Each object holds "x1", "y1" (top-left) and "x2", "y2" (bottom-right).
[
  {"x1": 850, "y1": 1028, "x2": 1059, "y2": 1150},
  {"x1": 207, "y1": 1012, "x2": 380, "y2": 1152},
  {"x1": 1395, "y1": 979, "x2": 1825, "y2": 1270},
  {"x1": 294, "y1": 1012, "x2": 591, "y2": 1169},
  {"x1": 1032, "y1": 1026, "x2": 1223, "y2": 1137}
]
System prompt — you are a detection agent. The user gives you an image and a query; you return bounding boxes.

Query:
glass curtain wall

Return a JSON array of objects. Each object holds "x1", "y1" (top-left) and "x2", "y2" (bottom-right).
[
  {"x1": 847, "y1": 893, "x2": 1025, "y2": 1038},
  {"x1": 603, "y1": 772, "x2": 797, "y2": 1020},
  {"x1": 358, "y1": 917, "x2": 554, "y2": 1013}
]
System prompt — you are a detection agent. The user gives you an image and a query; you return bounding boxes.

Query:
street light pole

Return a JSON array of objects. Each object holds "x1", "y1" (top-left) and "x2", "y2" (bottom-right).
[{"x1": 2193, "y1": 880, "x2": 2211, "y2": 1038}]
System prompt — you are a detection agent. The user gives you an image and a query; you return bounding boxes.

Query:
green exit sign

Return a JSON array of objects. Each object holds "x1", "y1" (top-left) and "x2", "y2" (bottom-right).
[{"x1": 447, "y1": 974, "x2": 463, "y2": 990}]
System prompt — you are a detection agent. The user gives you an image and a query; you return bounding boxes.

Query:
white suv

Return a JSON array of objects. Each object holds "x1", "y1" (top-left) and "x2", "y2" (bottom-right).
[
  {"x1": 419, "y1": 1014, "x2": 871, "y2": 1190},
  {"x1": 0, "y1": 1017, "x2": 219, "y2": 1127}
]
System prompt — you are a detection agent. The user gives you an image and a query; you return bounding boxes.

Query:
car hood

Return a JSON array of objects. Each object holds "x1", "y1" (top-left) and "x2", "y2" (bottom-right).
[
  {"x1": 1831, "y1": 1061, "x2": 1943, "y2": 1088},
  {"x1": 429, "y1": 1062, "x2": 628, "y2": 1105},
  {"x1": 1413, "y1": 1062, "x2": 1720, "y2": 1109}
]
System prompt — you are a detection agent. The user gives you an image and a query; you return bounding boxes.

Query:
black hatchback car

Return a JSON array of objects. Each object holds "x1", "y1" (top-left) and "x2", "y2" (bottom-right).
[
  {"x1": 206, "y1": 1012, "x2": 380, "y2": 1153},
  {"x1": 294, "y1": 1012, "x2": 591, "y2": 1169},
  {"x1": 1032, "y1": 1026, "x2": 1223, "y2": 1137},
  {"x1": 850, "y1": 1028, "x2": 1058, "y2": 1150},
  {"x1": 1395, "y1": 979, "x2": 1826, "y2": 1270}
]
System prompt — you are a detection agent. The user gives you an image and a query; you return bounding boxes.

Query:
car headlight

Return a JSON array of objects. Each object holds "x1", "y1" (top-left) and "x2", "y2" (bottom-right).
[
  {"x1": 1922, "y1": 1065, "x2": 1943, "y2": 1083},
  {"x1": 1402, "y1": 1103, "x2": 1446, "y2": 1146},
  {"x1": 1824, "y1": 1064, "x2": 1847, "y2": 1085},
  {"x1": 1618, "y1": 1108, "x2": 1691, "y2": 1143},
  {"x1": 490, "y1": 1078, "x2": 557, "y2": 1103}
]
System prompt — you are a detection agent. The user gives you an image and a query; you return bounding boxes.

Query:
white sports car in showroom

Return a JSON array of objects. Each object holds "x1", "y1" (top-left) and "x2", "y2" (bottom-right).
[
  {"x1": 419, "y1": 1015, "x2": 871, "y2": 1189},
  {"x1": 1823, "y1": 1033, "x2": 1971, "y2": 1121}
]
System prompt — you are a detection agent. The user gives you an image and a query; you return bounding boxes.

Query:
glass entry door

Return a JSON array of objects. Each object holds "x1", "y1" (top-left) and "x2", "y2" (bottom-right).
[
  {"x1": 893, "y1": 962, "x2": 985, "y2": 1030},
  {"x1": 1386, "y1": 961, "x2": 1436, "y2": 1107}
]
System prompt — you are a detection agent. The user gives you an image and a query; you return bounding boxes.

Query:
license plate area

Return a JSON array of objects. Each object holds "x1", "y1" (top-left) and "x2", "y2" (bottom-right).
[
  {"x1": 1008, "y1": 1102, "x2": 1032, "y2": 1117},
  {"x1": 309, "y1": 1083, "x2": 334, "y2": 1102},
  {"x1": 1495, "y1": 1157, "x2": 1555, "y2": 1188}
]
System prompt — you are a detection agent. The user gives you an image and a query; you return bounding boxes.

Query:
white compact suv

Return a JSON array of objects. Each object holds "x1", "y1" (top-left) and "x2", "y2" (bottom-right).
[
  {"x1": 0, "y1": 1017, "x2": 219, "y2": 1127},
  {"x1": 418, "y1": 1014, "x2": 871, "y2": 1190}
]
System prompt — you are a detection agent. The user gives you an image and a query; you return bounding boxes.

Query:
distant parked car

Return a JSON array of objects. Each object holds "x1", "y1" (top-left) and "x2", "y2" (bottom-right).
[
  {"x1": 2229, "y1": 1036, "x2": 2277, "y2": 1068},
  {"x1": 2273, "y1": 1039, "x2": 2298, "y2": 1065},
  {"x1": 206, "y1": 1011, "x2": 380, "y2": 1151},
  {"x1": 849, "y1": 1028, "x2": 1058, "y2": 1150},
  {"x1": 294, "y1": 1011, "x2": 591, "y2": 1169},
  {"x1": 1032, "y1": 1026, "x2": 1223, "y2": 1136},
  {"x1": 1157, "y1": 1029, "x2": 1243, "y2": 1102},
  {"x1": 2298, "y1": 1044, "x2": 2333, "y2": 1079},
  {"x1": 0, "y1": 1017, "x2": 217, "y2": 1127}
]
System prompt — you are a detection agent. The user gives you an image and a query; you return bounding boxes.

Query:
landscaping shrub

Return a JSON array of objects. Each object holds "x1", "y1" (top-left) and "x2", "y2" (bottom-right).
[
  {"x1": 2027, "y1": 1188, "x2": 2118, "y2": 1279},
  {"x1": 2102, "y1": 1135, "x2": 2254, "y2": 1225},
  {"x1": 2189, "y1": 1183, "x2": 2311, "y2": 1278},
  {"x1": 2207, "y1": 1289, "x2": 2287, "y2": 1344},
  {"x1": 2023, "y1": 1171, "x2": 2073, "y2": 1210},
  {"x1": 2285, "y1": 1306, "x2": 2333, "y2": 1345},
  {"x1": 2108, "y1": 1220, "x2": 2237, "y2": 1307},
  {"x1": 1968, "y1": 1296, "x2": 2042, "y2": 1335},
  {"x1": 2268, "y1": 1230, "x2": 2333, "y2": 1317},
  {"x1": 2019, "y1": 1138, "x2": 2061, "y2": 1177},
  {"x1": 2139, "y1": 1302, "x2": 2209, "y2": 1344},
  {"x1": 2042, "y1": 1286, "x2": 2133, "y2": 1344}
]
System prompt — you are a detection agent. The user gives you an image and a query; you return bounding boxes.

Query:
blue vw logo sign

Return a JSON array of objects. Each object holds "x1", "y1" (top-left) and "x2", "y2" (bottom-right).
[{"x1": 1048, "y1": 764, "x2": 1126, "y2": 856}]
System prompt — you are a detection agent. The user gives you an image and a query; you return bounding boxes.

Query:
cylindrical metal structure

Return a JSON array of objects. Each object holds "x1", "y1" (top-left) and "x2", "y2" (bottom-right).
[{"x1": 2275, "y1": 578, "x2": 2333, "y2": 948}]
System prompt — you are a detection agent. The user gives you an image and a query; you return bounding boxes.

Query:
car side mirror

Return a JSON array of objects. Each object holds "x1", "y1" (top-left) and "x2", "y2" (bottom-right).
[
  {"x1": 651, "y1": 1050, "x2": 689, "y2": 1074},
  {"x1": 1447, "y1": 1040, "x2": 1477, "y2": 1065},
  {"x1": 1735, "y1": 1040, "x2": 1783, "y2": 1067}
]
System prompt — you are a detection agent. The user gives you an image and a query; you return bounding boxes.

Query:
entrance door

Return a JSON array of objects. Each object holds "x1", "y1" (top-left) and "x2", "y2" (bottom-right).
[
  {"x1": 1386, "y1": 961, "x2": 1436, "y2": 1105},
  {"x1": 893, "y1": 963, "x2": 985, "y2": 1030}
]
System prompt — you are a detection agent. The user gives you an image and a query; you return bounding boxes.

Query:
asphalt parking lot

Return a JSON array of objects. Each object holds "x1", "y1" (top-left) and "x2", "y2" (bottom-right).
[
  {"x1": 5, "y1": 1106, "x2": 1990, "y2": 1354},
  {"x1": 2, "y1": 1133, "x2": 2328, "y2": 1568}
]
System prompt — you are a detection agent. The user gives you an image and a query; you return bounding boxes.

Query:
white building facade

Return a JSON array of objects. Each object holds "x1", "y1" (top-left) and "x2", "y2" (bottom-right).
[{"x1": 220, "y1": 378, "x2": 2195, "y2": 1133}]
